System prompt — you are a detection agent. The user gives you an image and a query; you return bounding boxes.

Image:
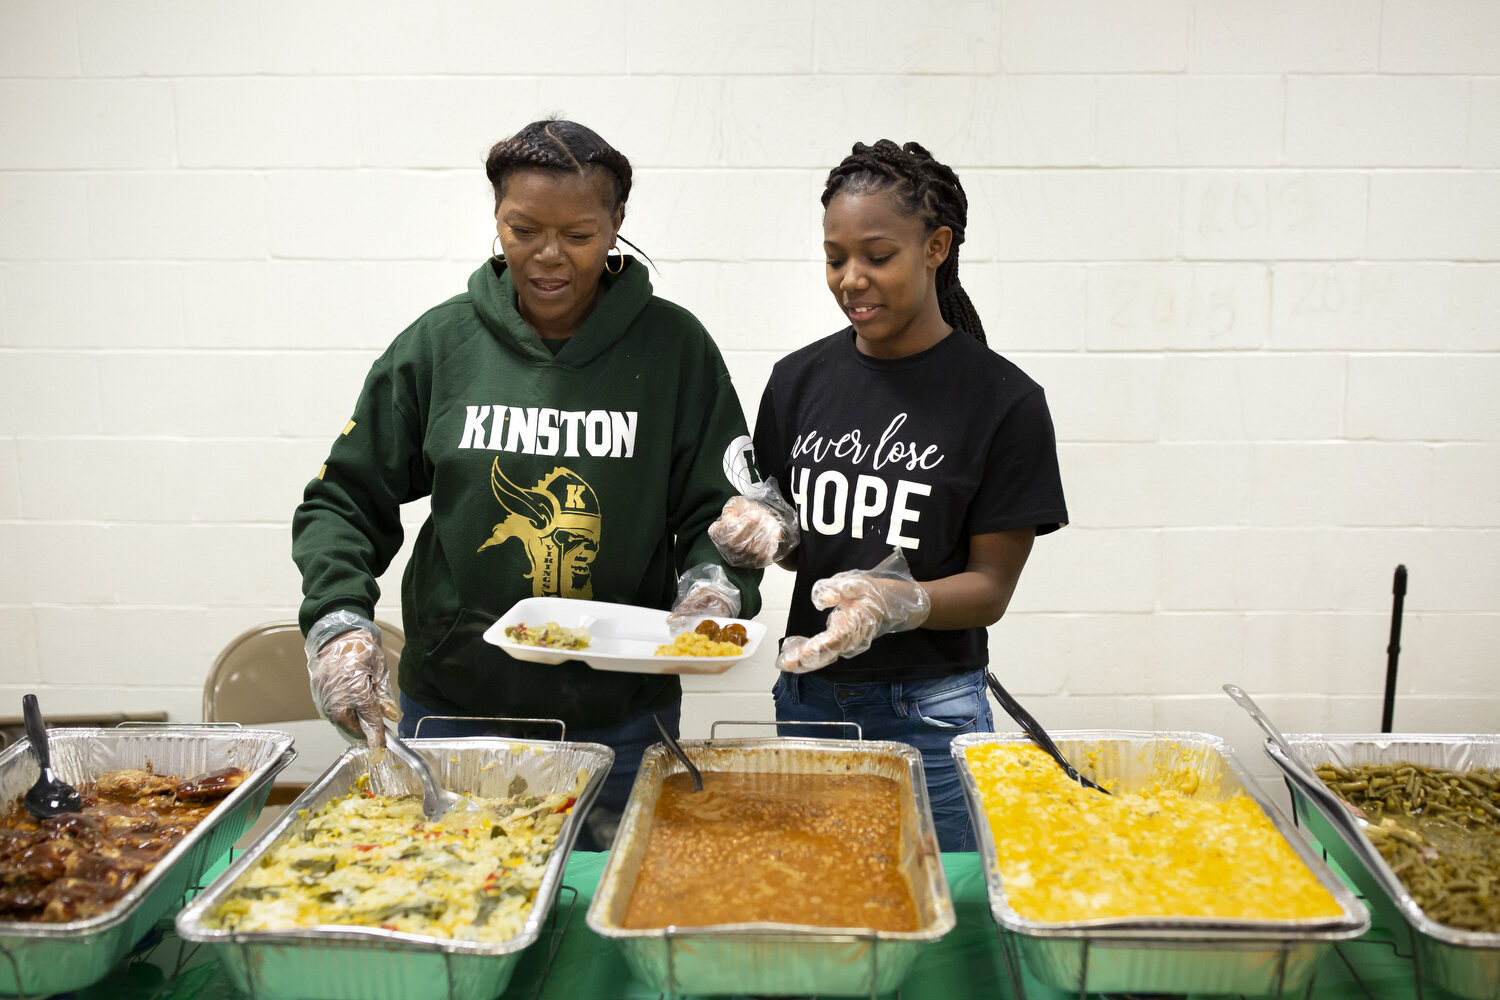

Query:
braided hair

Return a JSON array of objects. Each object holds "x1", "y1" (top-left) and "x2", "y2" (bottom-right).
[
  {"x1": 821, "y1": 140, "x2": 985, "y2": 343},
  {"x1": 486, "y1": 119, "x2": 655, "y2": 265},
  {"x1": 486, "y1": 119, "x2": 632, "y2": 212}
]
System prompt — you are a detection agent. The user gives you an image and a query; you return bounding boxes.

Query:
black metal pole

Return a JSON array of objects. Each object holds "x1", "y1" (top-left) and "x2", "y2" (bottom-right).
[{"x1": 1381, "y1": 565, "x2": 1407, "y2": 734}]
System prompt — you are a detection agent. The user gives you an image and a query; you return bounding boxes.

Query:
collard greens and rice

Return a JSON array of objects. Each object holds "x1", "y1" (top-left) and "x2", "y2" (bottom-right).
[
  {"x1": 209, "y1": 773, "x2": 584, "y2": 942},
  {"x1": 502, "y1": 622, "x2": 591, "y2": 650}
]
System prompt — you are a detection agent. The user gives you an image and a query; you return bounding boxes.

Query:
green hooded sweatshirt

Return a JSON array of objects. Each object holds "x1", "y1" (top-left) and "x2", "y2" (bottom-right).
[{"x1": 292, "y1": 257, "x2": 761, "y2": 729}]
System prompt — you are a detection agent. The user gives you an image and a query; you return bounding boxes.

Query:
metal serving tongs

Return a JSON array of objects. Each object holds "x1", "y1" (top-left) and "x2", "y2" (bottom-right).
[
  {"x1": 1222, "y1": 683, "x2": 1369, "y2": 832},
  {"x1": 381, "y1": 719, "x2": 479, "y2": 820},
  {"x1": 985, "y1": 673, "x2": 1109, "y2": 795}
]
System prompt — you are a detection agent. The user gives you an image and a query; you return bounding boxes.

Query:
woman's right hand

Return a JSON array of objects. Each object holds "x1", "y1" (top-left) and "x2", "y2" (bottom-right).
[
  {"x1": 776, "y1": 548, "x2": 931, "y2": 674},
  {"x1": 305, "y1": 612, "x2": 401, "y2": 752},
  {"x1": 707, "y1": 480, "x2": 800, "y2": 568}
]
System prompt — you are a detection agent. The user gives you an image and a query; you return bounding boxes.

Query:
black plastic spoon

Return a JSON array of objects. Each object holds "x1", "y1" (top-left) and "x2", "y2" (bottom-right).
[
  {"x1": 985, "y1": 673, "x2": 1109, "y2": 795},
  {"x1": 22, "y1": 694, "x2": 81, "y2": 819},
  {"x1": 653, "y1": 712, "x2": 702, "y2": 792}
]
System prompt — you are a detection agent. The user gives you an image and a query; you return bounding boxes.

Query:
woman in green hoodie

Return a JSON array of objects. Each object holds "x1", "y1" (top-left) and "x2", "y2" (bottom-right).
[{"x1": 292, "y1": 120, "x2": 761, "y2": 849}]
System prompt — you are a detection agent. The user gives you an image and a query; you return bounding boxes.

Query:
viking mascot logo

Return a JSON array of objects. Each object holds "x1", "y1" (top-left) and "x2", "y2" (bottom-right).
[{"x1": 478, "y1": 460, "x2": 601, "y2": 599}]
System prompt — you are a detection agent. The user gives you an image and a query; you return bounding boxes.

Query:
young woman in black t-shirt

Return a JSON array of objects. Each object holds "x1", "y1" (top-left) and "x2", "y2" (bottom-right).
[{"x1": 710, "y1": 140, "x2": 1069, "y2": 852}]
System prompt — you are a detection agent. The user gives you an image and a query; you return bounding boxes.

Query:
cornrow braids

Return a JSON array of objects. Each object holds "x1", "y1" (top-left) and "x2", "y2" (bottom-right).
[
  {"x1": 485, "y1": 119, "x2": 633, "y2": 212},
  {"x1": 822, "y1": 139, "x2": 986, "y2": 344}
]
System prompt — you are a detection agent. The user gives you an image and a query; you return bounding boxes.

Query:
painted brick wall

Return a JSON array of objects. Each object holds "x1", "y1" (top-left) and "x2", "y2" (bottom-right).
[{"x1": 1, "y1": 1, "x2": 1496, "y2": 792}]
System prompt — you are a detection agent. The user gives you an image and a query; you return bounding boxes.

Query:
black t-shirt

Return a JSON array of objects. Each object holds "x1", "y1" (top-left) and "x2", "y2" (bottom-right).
[{"x1": 753, "y1": 328, "x2": 1068, "y2": 682}]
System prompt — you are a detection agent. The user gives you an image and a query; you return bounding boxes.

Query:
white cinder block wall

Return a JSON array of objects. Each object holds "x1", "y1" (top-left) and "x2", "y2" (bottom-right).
[{"x1": 2, "y1": 1, "x2": 1497, "y2": 794}]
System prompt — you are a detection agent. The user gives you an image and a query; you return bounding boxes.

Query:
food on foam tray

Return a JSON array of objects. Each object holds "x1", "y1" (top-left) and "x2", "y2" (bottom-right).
[
  {"x1": 1316, "y1": 760, "x2": 1500, "y2": 932},
  {"x1": 208, "y1": 775, "x2": 583, "y2": 942},
  {"x1": 0, "y1": 766, "x2": 247, "y2": 922},
  {"x1": 694, "y1": 619, "x2": 748, "y2": 646},
  {"x1": 965, "y1": 743, "x2": 1343, "y2": 923},
  {"x1": 623, "y1": 771, "x2": 917, "y2": 930},
  {"x1": 654, "y1": 619, "x2": 747, "y2": 657},
  {"x1": 503, "y1": 621, "x2": 590, "y2": 650}
]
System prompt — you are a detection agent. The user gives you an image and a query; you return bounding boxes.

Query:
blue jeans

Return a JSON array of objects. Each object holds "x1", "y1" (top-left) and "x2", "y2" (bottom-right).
[
  {"x1": 398, "y1": 692, "x2": 676, "y2": 852},
  {"x1": 773, "y1": 668, "x2": 993, "y2": 852}
]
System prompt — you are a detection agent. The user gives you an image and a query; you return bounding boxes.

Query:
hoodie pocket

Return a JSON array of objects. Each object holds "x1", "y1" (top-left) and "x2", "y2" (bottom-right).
[{"x1": 426, "y1": 607, "x2": 494, "y2": 667}]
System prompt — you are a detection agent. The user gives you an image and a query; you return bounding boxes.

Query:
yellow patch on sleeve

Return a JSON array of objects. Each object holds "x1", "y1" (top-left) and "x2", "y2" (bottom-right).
[
  {"x1": 317, "y1": 464, "x2": 327, "y2": 480},
  {"x1": 343, "y1": 420, "x2": 356, "y2": 435}
]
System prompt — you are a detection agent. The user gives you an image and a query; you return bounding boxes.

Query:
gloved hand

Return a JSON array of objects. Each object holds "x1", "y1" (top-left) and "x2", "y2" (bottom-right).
[
  {"x1": 305, "y1": 610, "x2": 401, "y2": 754},
  {"x1": 777, "y1": 548, "x2": 930, "y2": 674},
  {"x1": 665, "y1": 562, "x2": 742, "y2": 632},
  {"x1": 707, "y1": 479, "x2": 800, "y2": 568}
]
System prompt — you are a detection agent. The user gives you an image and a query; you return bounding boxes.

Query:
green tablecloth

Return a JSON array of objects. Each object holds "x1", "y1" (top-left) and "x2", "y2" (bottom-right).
[{"x1": 58, "y1": 851, "x2": 1456, "y2": 1000}]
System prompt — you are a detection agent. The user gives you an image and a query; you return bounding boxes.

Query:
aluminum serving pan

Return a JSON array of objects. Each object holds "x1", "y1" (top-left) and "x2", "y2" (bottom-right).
[
  {"x1": 953, "y1": 730, "x2": 1369, "y2": 996},
  {"x1": 587, "y1": 737, "x2": 955, "y2": 998},
  {"x1": 0, "y1": 725, "x2": 295, "y2": 997},
  {"x1": 1265, "y1": 732, "x2": 1500, "y2": 1000},
  {"x1": 176, "y1": 736, "x2": 612, "y2": 1000}
]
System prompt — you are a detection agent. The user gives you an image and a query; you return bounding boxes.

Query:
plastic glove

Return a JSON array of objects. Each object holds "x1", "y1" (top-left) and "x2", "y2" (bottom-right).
[
  {"x1": 777, "y1": 548, "x2": 931, "y2": 674},
  {"x1": 665, "y1": 562, "x2": 742, "y2": 632},
  {"x1": 707, "y1": 479, "x2": 800, "y2": 568},
  {"x1": 305, "y1": 610, "x2": 401, "y2": 754}
]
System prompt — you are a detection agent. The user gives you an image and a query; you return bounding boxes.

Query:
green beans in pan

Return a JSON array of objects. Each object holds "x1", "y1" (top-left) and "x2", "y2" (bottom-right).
[{"x1": 1316, "y1": 761, "x2": 1500, "y2": 933}]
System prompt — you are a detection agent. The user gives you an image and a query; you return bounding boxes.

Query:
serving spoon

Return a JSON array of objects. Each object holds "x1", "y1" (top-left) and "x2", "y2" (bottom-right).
[
  {"x1": 653, "y1": 713, "x2": 702, "y2": 792},
  {"x1": 381, "y1": 719, "x2": 478, "y2": 820},
  {"x1": 22, "y1": 694, "x2": 82, "y2": 819},
  {"x1": 985, "y1": 673, "x2": 1109, "y2": 795}
]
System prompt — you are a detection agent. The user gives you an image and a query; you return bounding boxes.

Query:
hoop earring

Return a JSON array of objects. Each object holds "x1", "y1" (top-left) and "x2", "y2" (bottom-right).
[
  {"x1": 491, "y1": 235, "x2": 503, "y2": 262},
  {"x1": 605, "y1": 246, "x2": 624, "y2": 274}
]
